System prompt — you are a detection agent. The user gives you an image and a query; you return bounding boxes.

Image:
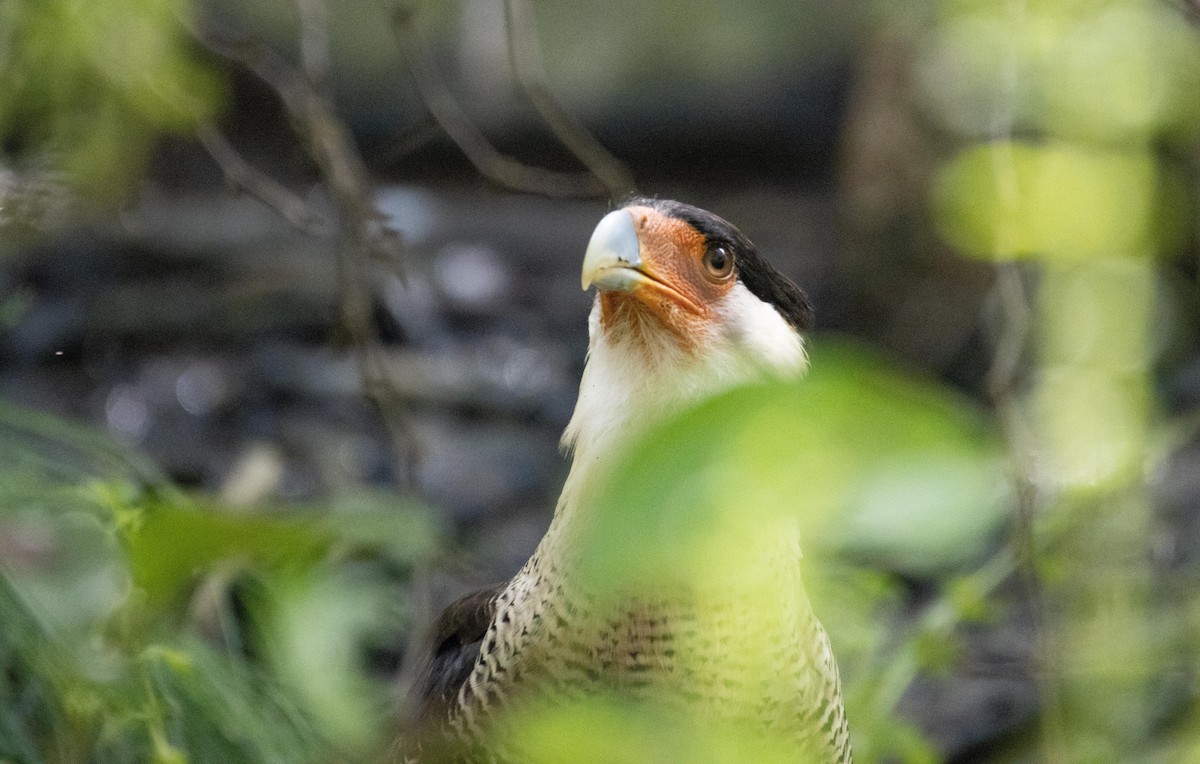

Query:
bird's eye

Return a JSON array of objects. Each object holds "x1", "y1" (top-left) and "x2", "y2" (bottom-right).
[{"x1": 703, "y1": 245, "x2": 734, "y2": 281}]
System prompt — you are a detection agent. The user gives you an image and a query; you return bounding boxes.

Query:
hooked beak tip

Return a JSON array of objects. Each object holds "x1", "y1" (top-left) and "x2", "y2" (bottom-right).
[{"x1": 581, "y1": 209, "x2": 642, "y2": 291}]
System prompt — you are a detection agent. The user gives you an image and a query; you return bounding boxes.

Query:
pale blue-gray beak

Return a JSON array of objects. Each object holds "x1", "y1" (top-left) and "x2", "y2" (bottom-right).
[{"x1": 581, "y1": 209, "x2": 644, "y2": 292}]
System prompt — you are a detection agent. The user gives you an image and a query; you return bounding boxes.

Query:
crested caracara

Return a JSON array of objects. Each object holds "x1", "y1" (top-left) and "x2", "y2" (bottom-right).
[{"x1": 402, "y1": 199, "x2": 850, "y2": 763}]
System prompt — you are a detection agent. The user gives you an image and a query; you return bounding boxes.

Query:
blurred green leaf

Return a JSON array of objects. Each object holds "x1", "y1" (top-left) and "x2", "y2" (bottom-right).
[
  {"x1": 0, "y1": 505, "x2": 126, "y2": 638},
  {"x1": 260, "y1": 570, "x2": 396, "y2": 753},
  {"x1": 0, "y1": 577, "x2": 57, "y2": 764},
  {"x1": 933, "y1": 142, "x2": 1181, "y2": 261},
  {"x1": 323, "y1": 490, "x2": 443, "y2": 569},
  {"x1": 495, "y1": 693, "x2": 805, "y2": 764},
  {"x1": 123, "y1": 642, "x2": 330, "y2": 764},
  {"x1": 916, "y1": 0, "x2": 1200, "y2": 144},
  {"x1": 0, "y1": 399, "x2": 172, "y2": 490},
  {"x1": 115, "y1": 495, "x2": 333, "y2": 610},
  {"x1": 1041, "y1": 2, "x2": 1200, "y2": 144},
  {"x1": 579, "y1": 339, "x2": 1008, "y2": 587},
  {"x1": 1, "y1": 399, "x2": 433, "y2": 762},
  {"x1": 0, "y1": 0, "x2": 225, "y2": 201}
]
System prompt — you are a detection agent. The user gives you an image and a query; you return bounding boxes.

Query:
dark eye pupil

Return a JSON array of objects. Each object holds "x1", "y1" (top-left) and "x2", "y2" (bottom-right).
[{"x1": 708, "y1": 247, "x2": 728, "y2": 272}]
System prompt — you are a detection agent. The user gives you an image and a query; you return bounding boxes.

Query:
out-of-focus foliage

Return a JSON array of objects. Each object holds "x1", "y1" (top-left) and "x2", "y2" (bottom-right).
[
  {"x1": 935, "y1": 142, "x2": 1188, "y2": 261},
  {"x1": 914, "y1": 0, "x2": 1200, "y2": 144},
  {"x1": 579, "y1": 340, "x2": 1007, "y2": 589},
  {"x1": 494, "y1": 693, "x2": 805, "y2": 764},
  {"x1": 0, "y1": 401, "x2": 438, "y2": 763},
  {"x1": 906, "y1": 0, "x2": 1200, "y2": 760},
  {"x1": 922, "y1": 0, "x2": 1199, "y2": 264},
  {"x1": 0, "y1": 0, "x2": 223, "y2": 201}
]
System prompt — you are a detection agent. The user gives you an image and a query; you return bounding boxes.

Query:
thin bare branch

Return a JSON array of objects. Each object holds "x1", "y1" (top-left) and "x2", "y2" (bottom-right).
[
  {"x1": 191, "y1": 17, "x2": 420, "y2": 488},
  {"x1": 387, "y1": 0, "x2": 608, "y2": 198},
  {"x1": 338, "y1": 237, "x2": 422, "y2": 491},
  {"x1": 195, "y1": 122, "x2": 328, "y2": 235},
  {"x1": 984, "y1": 264, "x2": 1030, "y2": 401},
  {"x1": 195, "y1": 27, "x2": 402, "y2": 264},
  {"x1": 502, "y1": 0, "x2": 636, "y2": 199},
  {"x1": 294, "y1": 0, "x2": 333, "y2": 94},
  {"x1": 985, "y1": 260, "x2": 1067, "y2": 763}
]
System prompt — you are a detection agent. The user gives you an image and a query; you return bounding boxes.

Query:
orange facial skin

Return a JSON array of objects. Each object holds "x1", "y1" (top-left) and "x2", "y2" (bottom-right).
[{"x1": 598, "y1": 205, "x2": 737, "y2": 352}]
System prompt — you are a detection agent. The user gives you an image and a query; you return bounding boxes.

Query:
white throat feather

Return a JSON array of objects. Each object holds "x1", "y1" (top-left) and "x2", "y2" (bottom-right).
[{"x1": 558, "y1": 283, "x2": 808, "y2": 513}]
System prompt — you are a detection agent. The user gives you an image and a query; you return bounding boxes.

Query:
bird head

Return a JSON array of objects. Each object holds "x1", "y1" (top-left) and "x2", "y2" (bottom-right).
[{"x1": 563, "y1": 198, "x2": 813, "y2": 459}]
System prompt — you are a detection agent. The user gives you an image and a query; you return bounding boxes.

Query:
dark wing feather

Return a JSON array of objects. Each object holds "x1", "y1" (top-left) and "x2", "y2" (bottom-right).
[{"x1": 409, "y1": 582, "x2": 507, "y2": 729}]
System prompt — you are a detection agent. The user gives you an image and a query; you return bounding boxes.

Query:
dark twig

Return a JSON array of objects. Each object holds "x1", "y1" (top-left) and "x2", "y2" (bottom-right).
[
  {"x1": 191, "y1": 14, "x2": 419, "y2": 488},
  {"x1": 289, "y1": 0, "x2": 419, "y2": 490},
  {"x1": 195, "y1": 122, "x2": 329, "y2": 235},
  {"x1": 986, "y1": 263, "x2": 1068, "y2": 761},
  {"x1": 194, "y1": 27, "x2": 402, "y2": 265},
  {"x1": 501, "y1": 0, "x2": 636, "y2": 199},
  {"x1": 388, "y1": 0, "x2": 608, "y2": 198}
]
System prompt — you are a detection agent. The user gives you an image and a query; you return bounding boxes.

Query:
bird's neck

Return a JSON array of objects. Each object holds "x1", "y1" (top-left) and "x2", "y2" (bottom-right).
[
  {"x1": 562, "y1": 301, "x2": 752, "y2": 467},
  {"x1": 558, "y1": 305, "x2": 704, "y2": 511},
  {"x1": 541, "y1": 298, "x2": 809, "y2": 563}
]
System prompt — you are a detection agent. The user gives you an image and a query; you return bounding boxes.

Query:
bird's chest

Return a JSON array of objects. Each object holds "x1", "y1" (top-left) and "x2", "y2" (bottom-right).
[
  {"x1": 445, "y1": 530, "x2": 849, "y2": 763},
  {"x1": 480, "y1": 555, "x2": 818, "y2": 720}
]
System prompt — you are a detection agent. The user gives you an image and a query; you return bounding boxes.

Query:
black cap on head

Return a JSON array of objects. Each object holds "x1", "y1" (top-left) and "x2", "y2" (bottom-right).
[{"x1": 623, "y1": 198, "x2": 815, "y2": 332}]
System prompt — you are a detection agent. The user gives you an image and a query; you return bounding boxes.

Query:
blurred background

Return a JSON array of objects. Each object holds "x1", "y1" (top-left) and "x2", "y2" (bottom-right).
[{"x1": 2, "y1": 0, "x2": 1199, "y2": 761}]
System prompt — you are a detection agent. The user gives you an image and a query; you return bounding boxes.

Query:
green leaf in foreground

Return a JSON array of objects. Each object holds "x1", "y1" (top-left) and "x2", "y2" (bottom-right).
[
  {"x1": 493, "y1": 694, "x2": 802, "y2": 764},
  {"x1": 577, "y1": 339, "x2": 1010, "y2": 587},
  {"x1": 1, "y1": 399, "x2": 437, "y2": 762}
]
